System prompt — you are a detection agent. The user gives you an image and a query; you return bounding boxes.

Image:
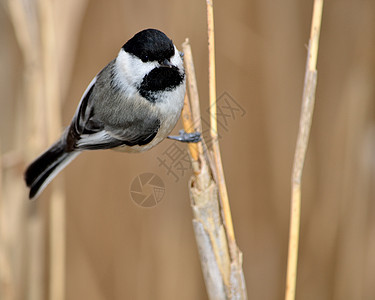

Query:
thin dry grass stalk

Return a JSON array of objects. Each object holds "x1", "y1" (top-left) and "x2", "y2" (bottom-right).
[
  {"x1": 0, "y1": 144, "x2": 15, "y2": 300},
  {"x1": 206, "y1": 0, "x2": 237, "y2": 262},
  {"x1": 5, "y1": 0, "x2": 79, "y2": 299},
  {"x1": 181, "y1": 94, "x2": 199, "y2": 163},
  {"x1": 38, "y1": 0, "x2": 66, "y2": 298},
  {"x1": 181, "y1": 37, "x2": 247, "y2": 299},
  {"x1": 6, "y1": 1, "x2": 46, "y2": 299},
  {"x1": 182, "y1": 42, "x2": 202, "y2": 134},
  {"x1": 285, "y1": 1, "x2": 324, "y2": 299},
  {"x1": 206, "y1": 2, "x2": 246, "y2": 296}
]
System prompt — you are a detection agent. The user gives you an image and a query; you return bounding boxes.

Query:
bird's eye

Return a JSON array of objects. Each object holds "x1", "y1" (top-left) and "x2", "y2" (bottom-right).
[{"x1": 142, "y1": 55, "x2": 149, "y2": 62}]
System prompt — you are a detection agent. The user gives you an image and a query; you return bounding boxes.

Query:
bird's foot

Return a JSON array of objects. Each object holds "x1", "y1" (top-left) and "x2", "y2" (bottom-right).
[{"x1": 168, "y1": 130, "x2": 201, "y2": 143}]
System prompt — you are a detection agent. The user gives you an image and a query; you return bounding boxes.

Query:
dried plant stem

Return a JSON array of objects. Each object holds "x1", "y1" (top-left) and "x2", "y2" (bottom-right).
[
  {"x1": 39, "y1": 0, "x2": 66, "y2": 299},
  {"x1": 182, "y1": 40, "x2": 202, "y2": 134},
  {"x1": 206, "y1": 0, "x2": 217, "y2": 139},
  {"x1": 0, "y1": 144, "x2": 13, "y2": 300},
  {"x1": 285, "y1": 1, "x2": 323, "y2": 300},
  {"x1": 206, "y1": 0, "x2": 237, "y2": 261},
  {"x1": 182, "y1": 94, "x2": 199, "y2": 162},
  {"x1": 182, "y1": 40, "x2": 204, "y2": 171},
  {"x1": 182, "y1": 35, "x2": 247, "y2": 299},
  {"x1": 7, "y1": 1, "x2": 66, "y2": 299},
  {"x1": 6, "y1": 1, "x2": 46, "y2": 300}
]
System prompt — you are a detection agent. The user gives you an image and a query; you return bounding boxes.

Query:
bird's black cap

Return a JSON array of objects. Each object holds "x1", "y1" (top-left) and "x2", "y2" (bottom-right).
[{"x1": 122, "y1": 29, "x2": 175, "y2": 63}]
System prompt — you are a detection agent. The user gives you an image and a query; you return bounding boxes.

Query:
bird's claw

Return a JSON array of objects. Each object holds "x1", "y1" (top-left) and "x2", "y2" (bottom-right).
[{"x1": 168, "y1": 130, "x2": 201, "y2": 143}]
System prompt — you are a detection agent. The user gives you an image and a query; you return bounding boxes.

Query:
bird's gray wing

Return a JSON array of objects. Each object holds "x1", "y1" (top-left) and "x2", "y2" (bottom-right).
[{"x1": 66, "y1": 71, "x2": 160, "y2": 151}]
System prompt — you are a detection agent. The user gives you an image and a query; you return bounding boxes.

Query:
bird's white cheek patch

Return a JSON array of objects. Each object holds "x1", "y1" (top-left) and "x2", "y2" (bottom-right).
[{"x1": 116, "y1": 50, "x2": 156, "y2": 87}]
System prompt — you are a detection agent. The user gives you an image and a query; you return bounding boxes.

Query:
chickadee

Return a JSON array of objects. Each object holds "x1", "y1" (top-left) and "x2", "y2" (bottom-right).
[{"x1": 25, "y1": 28, "x2": 199, "y2": 200}]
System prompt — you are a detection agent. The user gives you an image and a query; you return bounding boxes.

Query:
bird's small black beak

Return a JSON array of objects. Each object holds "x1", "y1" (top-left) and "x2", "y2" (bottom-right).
[{"x1": 160, "y1": 58, "x2": 173, "y2": 68}]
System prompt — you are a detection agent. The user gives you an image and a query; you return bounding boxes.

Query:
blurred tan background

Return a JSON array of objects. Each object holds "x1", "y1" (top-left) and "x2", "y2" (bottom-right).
[{"x1": 1, "y1": 0, "x2": 375, "y2": 299}]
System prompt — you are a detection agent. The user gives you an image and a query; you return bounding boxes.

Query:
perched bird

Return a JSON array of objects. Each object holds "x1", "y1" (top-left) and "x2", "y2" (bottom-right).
[{"x1": 25, "y1": 28, "x2": 199, "y2": 199}]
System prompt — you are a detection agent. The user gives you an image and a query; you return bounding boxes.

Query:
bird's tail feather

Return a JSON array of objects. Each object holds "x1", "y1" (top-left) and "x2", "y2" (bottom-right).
[{"x1": 25, "y1": 141, "x2": 80, "y2": 199}]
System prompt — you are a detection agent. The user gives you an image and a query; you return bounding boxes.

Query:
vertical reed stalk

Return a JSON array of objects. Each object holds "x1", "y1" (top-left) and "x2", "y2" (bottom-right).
[
  {"x1": 206, "y1": 0, "x2": 237, "y2": 263},
  {"x1": 38, "y1": 0, "x2": 66, "y2": 299},
  {"x1": 285, "y1": 1, "x2": 323, "y2": 299}
]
